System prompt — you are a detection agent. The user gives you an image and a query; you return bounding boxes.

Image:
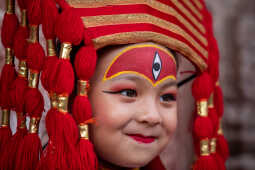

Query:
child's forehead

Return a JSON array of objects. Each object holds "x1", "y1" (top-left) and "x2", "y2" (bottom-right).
[{"x1": 95, "y1": 43, "x2": 177, "y2": 87}]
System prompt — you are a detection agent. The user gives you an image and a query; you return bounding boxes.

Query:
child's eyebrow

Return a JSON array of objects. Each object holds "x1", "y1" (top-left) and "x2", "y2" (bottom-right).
[{"x1": 158, "y1": 80, "x2": 177, "y2": 90}]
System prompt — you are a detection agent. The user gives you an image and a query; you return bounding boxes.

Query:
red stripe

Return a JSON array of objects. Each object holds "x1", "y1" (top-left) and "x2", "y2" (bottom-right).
[
  {"x1": 87, "y1": 23, "x2": 207, "y2": 60},
  {"x1": 179, "y1": 0, "x2": 202, "y2": 22},
  {"x1": 73, "y1": 4, "x2": 207, "y2": 48},
  {"x1": 157, "y1": 0, "x2": 204, "y2": 34},
  {"x1": 190, "y1": 0, "x2": 202, "y2": 11}
]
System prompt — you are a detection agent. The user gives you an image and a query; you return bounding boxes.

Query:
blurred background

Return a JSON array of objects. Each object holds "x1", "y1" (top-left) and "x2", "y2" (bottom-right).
[
  {"x1": 0, "y1": 1, "x2": 255, "y2": 170},
  {"x1": 206, "y1": 0, "x2": 255, "y2": 170}
]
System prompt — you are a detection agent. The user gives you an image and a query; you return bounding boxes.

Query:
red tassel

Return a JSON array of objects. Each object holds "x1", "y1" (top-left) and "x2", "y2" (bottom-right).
[
  {"x1": 26, "y1": 43, "x2": 45, "y2": 71},
  {"x1": 10, "y1": 77, "x2": 28, "y2": 113},
  {"x1": 27, "y1": 0, "x2": 42, "y2": 25},
  {"x1": 74, "y1": 46, "x2": 97, "y2": 80},
  {"x1": 1, "y1": 13, "x2": 18, "y2": 48},
  {"x1": 15, "y1": 133, "x2": 42, "y2": 170},
  {"x1": 77, "y1": 139, "x2": 98, "y2": 169},
  {"x1": 208, "y1": 107, "x2": 219, "y2": 135},
  {"x1": 213, "y1": 153, "x2": 226, "y2": 170},
  {"x1": 193, "y1": 155, "x2": 218, "y2": 170},
  {"x1": 13, "y1": 26, "x2": 29, "y2": 61},
  {"x1": 214, "y1": 86, "x2": 224, "y2": 118},
  {"x1": 17, "y1": 0, "x2": 27, "y2": 9},
  {"x1": 41, "y1": 56, "x2": 59, "y2": 91},
  {"x1": 24, "y1": 88, "x2": 44, "y2": 117},
  {"x1": 217, "y1": 134, "x2": 229, "y2": 162},
  {"x1": 0, "y1": 112, "x2": 27, "y2": 170},
  {"x1": 41, "y1": 0, "x2": 58, "y2": 40},
  {"x1": 0, "y1": 64, "x2": 16, "y2": 109},
  {"x1": 55, "y1": 59, "x2": 74, "y2": 94},
  {"x1": 0, "y1": 126, "x2": 12, "y2": 152},
  {"x1": 55, "y1": 7, "x2": 84, "y2": 45}
]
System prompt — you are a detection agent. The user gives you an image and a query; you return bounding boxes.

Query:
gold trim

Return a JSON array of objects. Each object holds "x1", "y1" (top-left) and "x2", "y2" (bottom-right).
[
  {"x1": 93, "y1": 31, "x2": 207, "y2": 71},
  {"x1": 70, "y1": 0, "x2": 206, "y2": 35},
  {"x1": 208, "y1": 93, "x2": 214, "y2": 108},
  {"x1": 21, "y1": 9, "x2": 27, "y2": 27},
  {"x1": 182, "y1": 0, "x2": 203, "y2": 20},
  {"x1": 78, "y1": 80, "x2": 89, "y2": 96},
  {"x1": 28, "y1": 25, "x2": 39, "y2": 43},
  {"x1": 50, "y1": 92, "x2": 58, "y2": 108},
  {"x1": 82, "y1": 13, "x2": 208, "y2": 52},
  {"x1": 29, "y1": 117, "x2": 40, "y2": 134},
  {"x1": 5, "y1": 48, "x2": 13, "y2": 65},
  {"x1": 28, "y1": 70, "x2": 39, "y2": 88},
  {"x1": 192, "y1": 0, "x2": 203, "y2": 10},
  {"x1": 57, "y1": 95, "x2": 69, "y2": 113},
  {"x1": 216, "y1": 81, "x2": 220, "y2": 86},
  {"x1": 79, "y1": 124, "x2": 89, "y2": 139},
  {"x1": 18, "y1": 60, "x2": 28, "y2": 78},
  {"x1": 6, "y1": 0, "x2": 14, "y2": 14},
  {"x1": 47, "y1": 39, "x2": 56, "y2": 56},
  {"x1": 200, "y1": 139, "x2": 210, "y2": 156},
  {"x1": 218, "y1": 119, "x2": 223, "y2": 135},
  {"x1": 1, "y1": 109, "x2": 10, "y2": 127},
  {"x1": 210, "y1": 138, "x2": 216, "y2": 154},
  {"x1": 59, "y1": 43, "x2": 72, "y2": 60},
  {"x1": 197, "y1": 100, "x2": 208, "y2": 117}
]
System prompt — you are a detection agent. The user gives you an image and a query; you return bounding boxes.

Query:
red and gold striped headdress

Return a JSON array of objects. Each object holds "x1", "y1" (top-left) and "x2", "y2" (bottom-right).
[{"x1": 0, "y1": 0, "x2": 229, "y2": 170}]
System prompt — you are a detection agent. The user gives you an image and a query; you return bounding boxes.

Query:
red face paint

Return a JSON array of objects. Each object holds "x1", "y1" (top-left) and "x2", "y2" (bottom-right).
[{"x1": 103, "y1": 44, "x2": 177, "y2": 86}]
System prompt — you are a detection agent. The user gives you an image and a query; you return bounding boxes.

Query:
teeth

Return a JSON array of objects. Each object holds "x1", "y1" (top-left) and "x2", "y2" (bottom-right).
[{"x1": 152, "y1": 52, "x2": 162, "y2": 81}]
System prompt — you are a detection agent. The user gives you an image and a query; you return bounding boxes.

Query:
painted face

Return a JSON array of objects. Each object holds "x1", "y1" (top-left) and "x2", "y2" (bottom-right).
[{"x1": 89, "y1": 42, "x2": 177, "y2": 168}]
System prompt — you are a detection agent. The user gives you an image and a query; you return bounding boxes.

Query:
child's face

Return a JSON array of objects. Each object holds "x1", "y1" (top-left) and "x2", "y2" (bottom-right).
[{"x1": 89, "y1": 42, "x2": 177, "y2": 168}]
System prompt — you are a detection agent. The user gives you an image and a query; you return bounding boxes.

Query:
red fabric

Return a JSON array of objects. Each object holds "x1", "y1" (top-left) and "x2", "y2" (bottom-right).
[
  {"x1": 1, "y1": 13, "x2": 18, "y2": 48},
  {"x1": 74, "y1": 4, "x2": 207, "y2": 47},
  {"x1": 216, "y1": 134, "x2": 229, "y2": 162},
  {"x1": 158, "y1": 0, "x2": 204, "y2": 35},
  {"x1": 88, "y1": 23, "x2": 206, "y2": 61}
]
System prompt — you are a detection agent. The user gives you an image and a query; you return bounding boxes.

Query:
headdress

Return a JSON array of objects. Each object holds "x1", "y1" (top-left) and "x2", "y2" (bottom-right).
[{"x1": 0, "y1": 0, "x2": 229, "y2": 170}]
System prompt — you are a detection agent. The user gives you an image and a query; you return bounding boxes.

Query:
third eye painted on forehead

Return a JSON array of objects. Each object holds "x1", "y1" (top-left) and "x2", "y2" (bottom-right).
[{"x1": 103, "y1": 44, "x2": 177, "y2": 87}]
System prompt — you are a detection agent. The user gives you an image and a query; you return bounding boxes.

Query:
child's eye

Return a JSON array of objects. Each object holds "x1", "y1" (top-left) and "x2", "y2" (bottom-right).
[
  {"x1": 119, "y1": 89, "x2": 137, "y2": 97},
  {"x1": 103, "y1": 89, "x2": 137, "y2": 97},
  {"x1": 160, "y1": 93, "x2": 176, "y2": 102}
]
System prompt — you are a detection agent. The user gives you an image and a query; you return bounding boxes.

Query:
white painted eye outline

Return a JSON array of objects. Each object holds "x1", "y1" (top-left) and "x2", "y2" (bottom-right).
[{"x1": 152, "y1": 51, "x2": 162, "y2": 81}]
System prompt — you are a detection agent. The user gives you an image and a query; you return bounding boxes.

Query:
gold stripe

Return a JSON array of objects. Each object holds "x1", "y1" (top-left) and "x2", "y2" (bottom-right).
[
  {"x1": 69, "y1": 0, "x2": 207, "y2": 36},
  {"x1": 82, "y1": 14, "x2": 208, "y2": 56},
  {"x1": 182, "y1": 0, "x2": 203, "y2": 20},
  {"x1": 93, "y1": 31, "x2": 207, "y2": 71},
  {"x1": 171, "y1": 0, "x2": 204, "y2": 32},
  {"x1": 192, "y1": 0, "x2": 203, "y2": 10}
]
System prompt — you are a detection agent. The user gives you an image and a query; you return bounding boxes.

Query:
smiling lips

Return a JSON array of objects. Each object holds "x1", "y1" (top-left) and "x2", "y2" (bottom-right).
[{"x1": 128, "y1": 134, "x2": 156, "y2": 144}]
